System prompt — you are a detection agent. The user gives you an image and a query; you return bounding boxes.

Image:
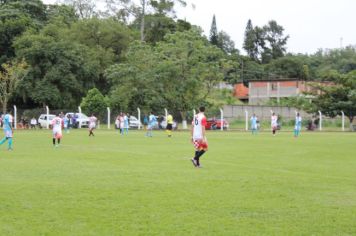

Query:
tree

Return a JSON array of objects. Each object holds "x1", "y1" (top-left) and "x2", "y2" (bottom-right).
[
  {"x1": 217, "y1": 30, "x2": 237, "y2": 55},
  {"x1": 106, "y1": 41, "x2": 161, "y2": 112},
  {"x1": 0, "y1": 0, "x2": 47, "y2": 64},
  {"x1": 209, "y1": 14, "x2": 218, "y2": 46},
  {"x1": 0, "y1": 59, "x2": 27, "y2": 113},
  {"x1": 105, "y1": 0, "x2": 186, "y2": 41},
  {"x1": 243, "y1": 19, "x2": 258, "y2": 61},
  {"x1": 13, "y1": 30, "x2": 102, "y2": 108},
  {"x1": 59, "y1": 0, "x2": 97, "y2": 18},
  {"x1": 155, "y1": 29, "x2": 226, "y2": 121},
  {"x1": 310, "y1": 70, "x2": 356, "y2": 126},
  {"x1": 262, "y1": 20, "x2": 289, "y2": 63},
  {"x1": 80, "y1": 88, "x2": 109, "y2": 119}
]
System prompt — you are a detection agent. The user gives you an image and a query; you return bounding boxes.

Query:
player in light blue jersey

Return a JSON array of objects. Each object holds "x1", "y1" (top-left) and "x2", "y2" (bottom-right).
[
  {"x1": 0, "y1": 113, "x2": 14, "y2": 151},
  {"x1": 146, "y1": 112, "x2": 157, "y2": 137},
  {"x1": 250, "y1": 113, "x2": 258, "y2": 135},
  {"x1": 294, "y1": 113, "x2": 302, "y2": 137}
]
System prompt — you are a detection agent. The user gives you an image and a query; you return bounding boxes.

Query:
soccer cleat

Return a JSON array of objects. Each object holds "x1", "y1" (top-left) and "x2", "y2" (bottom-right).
[{"x1": 191, "y1": 158, "x2": 197, "y2": 167}]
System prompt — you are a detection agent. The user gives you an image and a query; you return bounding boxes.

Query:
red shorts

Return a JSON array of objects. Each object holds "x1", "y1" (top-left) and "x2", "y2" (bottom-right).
[{"x1": 193, "y1": 139, "x2": 208, "y2": 151}]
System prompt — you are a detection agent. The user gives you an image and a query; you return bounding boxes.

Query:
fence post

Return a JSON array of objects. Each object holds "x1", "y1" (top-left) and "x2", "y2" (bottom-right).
[
  {"x1": 318, "y1": 110, "x2": 322, "y2": 131},
  {"x1": 245, "y1": 110, "x2": 248, "y2": 131},
  {"x1": 107, "y1": 107, "x2": 111, "y2": 129},
  {"x1": 220, "y1": 108, "x2": 224, "y2": 131},
  {"x1": 46, "y1": 106, "x2": 49, "y2": 129},
  {"x1": 13, "y1": 105, "x2": 17, "y2": 130},
  {"x1": 341, "y1": 111, "x2": 345, "y2": 131},
  {"x1": 137, "y1": 107, "x2": 141, "y2": 130},
  {"x1": 164, "y1": 108, "x2": 168, "y2": 124}
]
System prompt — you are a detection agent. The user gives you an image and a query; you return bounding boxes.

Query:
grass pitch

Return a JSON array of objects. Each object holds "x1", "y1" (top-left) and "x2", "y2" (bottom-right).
[{"x1": 0, "y1": 129, "x2": 355, "y2": 235}]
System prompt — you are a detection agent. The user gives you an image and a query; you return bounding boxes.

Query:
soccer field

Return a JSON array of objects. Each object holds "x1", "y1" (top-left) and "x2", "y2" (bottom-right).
[{"x1": 0, "y1": 129, "x2": 355, "y2": 235}]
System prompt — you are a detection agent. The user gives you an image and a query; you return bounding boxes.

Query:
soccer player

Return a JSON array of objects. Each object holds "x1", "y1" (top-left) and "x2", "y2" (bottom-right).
[
  {"x1": 250, "y1": 113, "x2": 258, "y2": 135},
  {"x1": 191, "y1": 106, "x2": 208, "y2": 168},
  {"x1": 166, "y1": 113, "x2": 173, "y2": 137},
  {"x1": 119, "y1": 113, "x2": 125, "y2": 135},
  {"x1": 271, "y1": 112, "x2": 278, "y2": 136},
  {"x1": 63, "y1": 115, "x2": 69, "y2": 133},
  {"x1": 51, "y1": 114, "x2": 63, "y2": 147},
  {"x1": 294, "y1": 113, "x2": 302, "y2": 137},
  {"x1": 123, "y1": 113, "x2": 129, "y2": 135},
  {"x1": 89, "y1": 114, "x2": 97, "y2": 136},
  {"x1": 0, "y1": 113, "x2": 14, "y2": 151},
  {"x1": 146, "y1": 112, "x2": 157, "y2": 137}
]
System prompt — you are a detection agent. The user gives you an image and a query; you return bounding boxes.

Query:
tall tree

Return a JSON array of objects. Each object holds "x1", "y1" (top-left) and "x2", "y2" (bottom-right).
[
  {"x1": 209, "y1": 14, "x2": 218, "y2": 46},
  {"x1": 243, "y1": 19, "x2": 258, "y2": 61}
]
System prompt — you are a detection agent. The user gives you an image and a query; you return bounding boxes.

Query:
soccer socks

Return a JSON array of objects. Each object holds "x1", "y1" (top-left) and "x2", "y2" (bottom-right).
[
  {"x1": 7, "y1": 138, "x2": 12, "y2": 150},
  {"x1": 0, "y1": 137, "x2": 6, "y2": 145},
  {"x1": 194, "y1": 150, "x2": 206, "y2": 166},
  {"x1": 53, "y1": 138, "x2": 56, "y2": 145}
]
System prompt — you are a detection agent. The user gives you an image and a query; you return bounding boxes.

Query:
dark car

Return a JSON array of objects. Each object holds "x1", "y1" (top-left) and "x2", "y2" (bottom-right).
[{"x1": 205, "y1": 118, "x2": 229, "y2": 130}]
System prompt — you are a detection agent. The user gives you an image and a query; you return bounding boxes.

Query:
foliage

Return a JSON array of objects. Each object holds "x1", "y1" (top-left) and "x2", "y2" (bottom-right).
[
  {"x1": 80, "y1": 88, "x2": 109, "y2": 119},
  {"x1": 106, "y1": 29, "x2": 228, "y2": 119},
  {"x1": 243, "y1": 19, "x2": 258, "y2": 61},
  {"x1": 209, "y1": 14, "x2": 218, "y2": 46},
  {"x1": 0, "y1": 58, "x2": 27, "y2": 113},
  {"x1": 13, "y1": 29, "x2": 101, "y2": 108},
  {"x1": 309, "y1": 70, "x2": 356, "y2": 124},
  {"x1": 243, "y1": 19, "x2": 288, "y2": 64}
]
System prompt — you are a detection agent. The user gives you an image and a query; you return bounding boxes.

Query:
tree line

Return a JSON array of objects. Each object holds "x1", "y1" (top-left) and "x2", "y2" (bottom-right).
[{"x1": 0, "y1": 0, "x2": 355, "y2": 123}]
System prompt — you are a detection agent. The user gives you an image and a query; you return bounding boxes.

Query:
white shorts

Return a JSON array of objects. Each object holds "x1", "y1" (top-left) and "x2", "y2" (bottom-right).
[{"x1": 53, "y1": 128, "x2": 62, "y2": 138}]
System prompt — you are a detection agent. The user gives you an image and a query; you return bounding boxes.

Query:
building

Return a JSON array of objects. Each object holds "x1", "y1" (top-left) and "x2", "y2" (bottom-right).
[{"x1": 234, "y1": 79, "x2": 327, "y2": 105}]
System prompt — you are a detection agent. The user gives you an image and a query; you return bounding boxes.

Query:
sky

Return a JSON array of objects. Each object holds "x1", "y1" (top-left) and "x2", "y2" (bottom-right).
[{"x1": 43, "y1": 0, "x2": 356, "y2": 55}]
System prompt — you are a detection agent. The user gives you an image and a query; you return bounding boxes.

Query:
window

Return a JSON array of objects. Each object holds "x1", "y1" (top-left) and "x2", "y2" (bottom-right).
[{"x1": 271, "y1": 83, "x2": 278, "y2": 91}]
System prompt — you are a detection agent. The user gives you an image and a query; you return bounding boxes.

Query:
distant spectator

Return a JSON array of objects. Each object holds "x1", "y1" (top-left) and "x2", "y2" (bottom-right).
[{"x1": 30, "y1": 117, "x2": 37, "y2": 129}]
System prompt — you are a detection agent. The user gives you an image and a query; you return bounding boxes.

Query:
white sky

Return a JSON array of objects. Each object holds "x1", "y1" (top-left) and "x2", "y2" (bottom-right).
[{"x1": 43, "y1": 0, "x2": 356, "y2": 55}]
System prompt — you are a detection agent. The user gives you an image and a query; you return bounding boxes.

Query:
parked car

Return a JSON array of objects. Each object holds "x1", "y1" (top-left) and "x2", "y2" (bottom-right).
[
  {"x1": 65, "y1": 112, "x2": 89, "y2": 128},
  {"x1": 205, "y1": 118, "x2": 229, "y2": 130},
  {"x1": 129, "y1": 116, "x2": 142, "y2": 129},
  {"x1": 38, "y1": 114, "x2": 56, "y2": 128}
]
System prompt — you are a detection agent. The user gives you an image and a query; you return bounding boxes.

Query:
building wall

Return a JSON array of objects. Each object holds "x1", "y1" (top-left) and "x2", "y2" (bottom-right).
[
  {"x1": 249, "y1": 80, "x2": 304, "y2": 105},
  {"x1": 223, "y1": 104, "x2": 312, "y2": 121}
]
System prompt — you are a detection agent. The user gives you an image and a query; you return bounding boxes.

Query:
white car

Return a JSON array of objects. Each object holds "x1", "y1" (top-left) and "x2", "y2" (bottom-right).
[
  {"x1": 65, "y1": 112, "x2": 89, "y2": 128},
  {"x1": 129, "y1": 116, "x2": 142, "y2": 129},
  {"x1": 38, "y1": 114, "x2": 56, "y2": 128}
]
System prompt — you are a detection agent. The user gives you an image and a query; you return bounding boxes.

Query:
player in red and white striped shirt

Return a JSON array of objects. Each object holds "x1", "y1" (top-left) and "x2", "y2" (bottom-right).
[
  {"x1": 51, "y1": 114, "x2": 63, "y2": 147},
  {"x1": 191, "y1": 106, "x2": 208, "y2": 168}
]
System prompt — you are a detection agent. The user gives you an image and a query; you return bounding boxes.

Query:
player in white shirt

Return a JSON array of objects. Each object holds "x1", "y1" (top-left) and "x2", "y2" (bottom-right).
[
  {"x1": 51, "y1": 114, "x2": 63, "y2": 147},
  {"x1": 271, "y1": 113, "x2": 278, "y2": 136},
  {"x1": 89, "y1": 114, "x2": 97, "y2": 136},
  {"x1": 191, "y1": 106, "x2": 208, "y2": 168}
]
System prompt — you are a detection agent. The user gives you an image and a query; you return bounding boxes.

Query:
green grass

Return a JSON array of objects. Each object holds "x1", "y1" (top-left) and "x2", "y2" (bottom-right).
[{"x1": 0, "y1": 129, "x2": 355, "y2": 235}]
